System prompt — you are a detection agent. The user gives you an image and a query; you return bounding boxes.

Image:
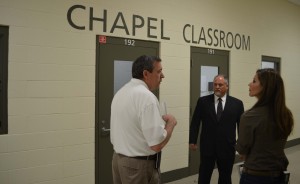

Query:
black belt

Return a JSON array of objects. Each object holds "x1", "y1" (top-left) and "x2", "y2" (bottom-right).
[
  {"x1": 117, "y1": 153, "x2": 157, "y2": 160},
  {"x1": 131, "y1": 154, "x2": 157, "y2": 160},
  {"x1": 242, "y1": 167, "x2": 282, "y2": 177},
  {"x1": 116, "y1": 152, "x2": 161, "y2": 169}
]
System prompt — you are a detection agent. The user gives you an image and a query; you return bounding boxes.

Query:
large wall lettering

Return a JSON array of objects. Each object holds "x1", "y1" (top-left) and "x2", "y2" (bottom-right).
[{"x1": 67, "y1": 5, "x2": 250, "y2": 51}]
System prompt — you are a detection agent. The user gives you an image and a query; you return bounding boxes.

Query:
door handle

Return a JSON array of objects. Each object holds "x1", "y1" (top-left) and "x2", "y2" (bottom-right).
[
  {"x1": 100, "y1": 120, "x2": 110, "y2": 135},
  {"x1": 102, "y1": 127, "x2": 110, "y2": 132}
]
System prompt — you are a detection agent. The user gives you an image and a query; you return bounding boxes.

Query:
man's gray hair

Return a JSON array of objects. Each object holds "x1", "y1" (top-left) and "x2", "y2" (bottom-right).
[{"x1": 214, "y1": 74, "x2": 229, "y2": 85}]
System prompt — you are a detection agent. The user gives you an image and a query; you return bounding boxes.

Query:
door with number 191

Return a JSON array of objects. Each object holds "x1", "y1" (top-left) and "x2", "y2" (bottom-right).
[{"x1": 189, "y1": 47, "x2": 229, "y2": 175}]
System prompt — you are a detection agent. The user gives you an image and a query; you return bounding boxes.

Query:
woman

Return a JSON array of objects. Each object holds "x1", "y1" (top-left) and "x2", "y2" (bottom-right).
[{"x1": 236, "y1": 68, "x2": 294, "y2": 184}]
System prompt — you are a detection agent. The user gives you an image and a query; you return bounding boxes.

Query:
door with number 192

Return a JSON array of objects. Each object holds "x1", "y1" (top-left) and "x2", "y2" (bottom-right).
[{"x1": 95, "y1": 36, "x2": 159, "y2": 184}]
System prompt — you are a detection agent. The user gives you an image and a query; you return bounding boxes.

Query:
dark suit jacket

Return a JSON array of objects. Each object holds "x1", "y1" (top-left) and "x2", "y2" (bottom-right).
[{"x1": 189, "y1": 94, "x2": 244, "y2": 158}]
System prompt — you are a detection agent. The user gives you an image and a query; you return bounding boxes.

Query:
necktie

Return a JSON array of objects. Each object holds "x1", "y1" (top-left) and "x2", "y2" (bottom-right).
[{"x1": 217, "y1": 98, "x2": 223, "y2": 121}]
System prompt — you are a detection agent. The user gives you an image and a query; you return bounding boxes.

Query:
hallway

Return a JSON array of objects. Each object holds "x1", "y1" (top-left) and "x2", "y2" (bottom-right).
[{"x1": 166, "y1": 144, "x2": 300, "y2": 184}]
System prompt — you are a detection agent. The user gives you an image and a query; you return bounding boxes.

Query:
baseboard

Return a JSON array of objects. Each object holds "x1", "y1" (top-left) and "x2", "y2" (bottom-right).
[
  {"x1": 161, "y1": 167, "x2": 190, "y2": 183},
  {"x1": 285, "y1": 137, "x2": 300, "y2": 148}
]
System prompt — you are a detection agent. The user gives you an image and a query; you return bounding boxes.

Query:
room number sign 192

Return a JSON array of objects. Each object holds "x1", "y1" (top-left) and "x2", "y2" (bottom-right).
[{"x1": 124, "y1": 39, "x2": 135, "y2": 46}]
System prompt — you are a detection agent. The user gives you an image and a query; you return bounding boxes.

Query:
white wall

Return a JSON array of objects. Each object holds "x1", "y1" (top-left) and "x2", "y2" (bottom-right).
[{"x1": 0, "y1": 0, "x2": 299, "y2": 183}]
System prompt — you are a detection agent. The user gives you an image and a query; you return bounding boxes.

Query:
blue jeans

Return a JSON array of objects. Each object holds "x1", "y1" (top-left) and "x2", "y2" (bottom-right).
[{"x1": 240, "y1": 173, "x2": 285, "y2": 184}]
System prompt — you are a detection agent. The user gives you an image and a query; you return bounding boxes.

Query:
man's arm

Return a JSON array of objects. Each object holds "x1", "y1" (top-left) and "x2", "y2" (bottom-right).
[
  {"x1": 237, "y1": 100, "x2": 245, "y2": 133},
  {"x1": 150, "y1": 114, "x2": 177, "y2": 152},
  {"x1": 189, "y1": 98, "x2": 202, "y2": 148}
]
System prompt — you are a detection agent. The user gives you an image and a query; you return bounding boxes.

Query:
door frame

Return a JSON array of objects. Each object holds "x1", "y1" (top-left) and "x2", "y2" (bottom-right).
[
  {"x1": 95, "y1": 35, "x2": 160, "y2": 184},
  {"x1": 189, "y1": 46, "x2": 230, "y2": 175}
]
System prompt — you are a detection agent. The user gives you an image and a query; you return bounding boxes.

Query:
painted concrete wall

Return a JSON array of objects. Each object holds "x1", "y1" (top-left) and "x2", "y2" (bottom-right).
[{"x1": 0, "y1": 0, "x2": 299, "y2": 183}]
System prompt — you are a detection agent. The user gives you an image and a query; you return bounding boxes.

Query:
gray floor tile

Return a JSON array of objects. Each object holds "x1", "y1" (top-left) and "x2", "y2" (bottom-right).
[{"x1": 165, "y1": 144, "x2": 299, "y2": 184}]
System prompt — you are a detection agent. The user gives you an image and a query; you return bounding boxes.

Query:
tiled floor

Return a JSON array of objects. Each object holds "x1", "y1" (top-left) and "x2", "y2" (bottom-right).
[{"x1": 165, "y1": 144, "x2": 300, "y2": 184}]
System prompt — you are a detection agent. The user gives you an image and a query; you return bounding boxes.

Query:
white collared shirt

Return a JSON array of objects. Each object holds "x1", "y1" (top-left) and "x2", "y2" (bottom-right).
[
  {"x1": 214, "y1": 94, "x2": 227, "y2": 113},
  {"x1": 110, "y1": 78, "x2": 167, "y2": 156}
]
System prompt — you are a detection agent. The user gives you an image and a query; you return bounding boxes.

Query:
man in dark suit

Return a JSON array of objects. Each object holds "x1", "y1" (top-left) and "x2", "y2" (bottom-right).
[{"x1": 189, "y1": 74, "x2": 244, "y2": 184}]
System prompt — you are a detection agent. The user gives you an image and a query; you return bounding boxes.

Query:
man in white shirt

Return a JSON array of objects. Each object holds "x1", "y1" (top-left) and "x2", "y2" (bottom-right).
[{"x1": 110, "y1": 55, "x2": 177, "y2": 184}]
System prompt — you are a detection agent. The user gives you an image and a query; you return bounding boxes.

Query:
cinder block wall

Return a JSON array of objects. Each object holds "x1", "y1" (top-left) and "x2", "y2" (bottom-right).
[{"x1": 0, "y1": 0, "x2": 299, "y2": 183}]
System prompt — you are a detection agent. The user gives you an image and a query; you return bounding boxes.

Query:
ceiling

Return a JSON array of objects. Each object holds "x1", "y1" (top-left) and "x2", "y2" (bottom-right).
[{"x1": 288, "y1": 0, "x2": 300, "y2": 6}]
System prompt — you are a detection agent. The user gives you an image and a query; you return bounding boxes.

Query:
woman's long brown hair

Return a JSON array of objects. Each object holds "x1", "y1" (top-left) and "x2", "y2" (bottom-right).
[{"x1": 253, "y1": 68, "x2": 294, "y2": 139}]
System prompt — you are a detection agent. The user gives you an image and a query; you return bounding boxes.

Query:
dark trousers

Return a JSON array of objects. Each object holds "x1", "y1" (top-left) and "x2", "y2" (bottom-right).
[
  {"x1": 240, "y1": 173, "x2": 285, "y2": 184},
  {"x1": 198, "y1": 155, "x2": 235, "y2": 184}
]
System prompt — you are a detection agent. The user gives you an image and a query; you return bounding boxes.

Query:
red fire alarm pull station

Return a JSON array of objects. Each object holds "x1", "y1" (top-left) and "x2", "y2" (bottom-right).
[{"x1": 99, "y1": 35, "x2": 106, "y2": 44}]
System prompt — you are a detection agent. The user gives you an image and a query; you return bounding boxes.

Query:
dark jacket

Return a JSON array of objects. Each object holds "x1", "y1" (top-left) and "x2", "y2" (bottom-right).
[
  {"x1": 236, "y1": 106, "x2": 288, "y2": 171},
  {"x1": 189, "y1": 94, "x2": 244, "y2": 158}
]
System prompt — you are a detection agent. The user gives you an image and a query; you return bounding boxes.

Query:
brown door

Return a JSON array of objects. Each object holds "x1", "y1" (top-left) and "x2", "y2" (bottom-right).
[
  {"x1": 189, "y1": 47, "x2": 229, "y2": 175},
  {"x1": 95, "y1": 36, "x2": 159, "y2": 183}
]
